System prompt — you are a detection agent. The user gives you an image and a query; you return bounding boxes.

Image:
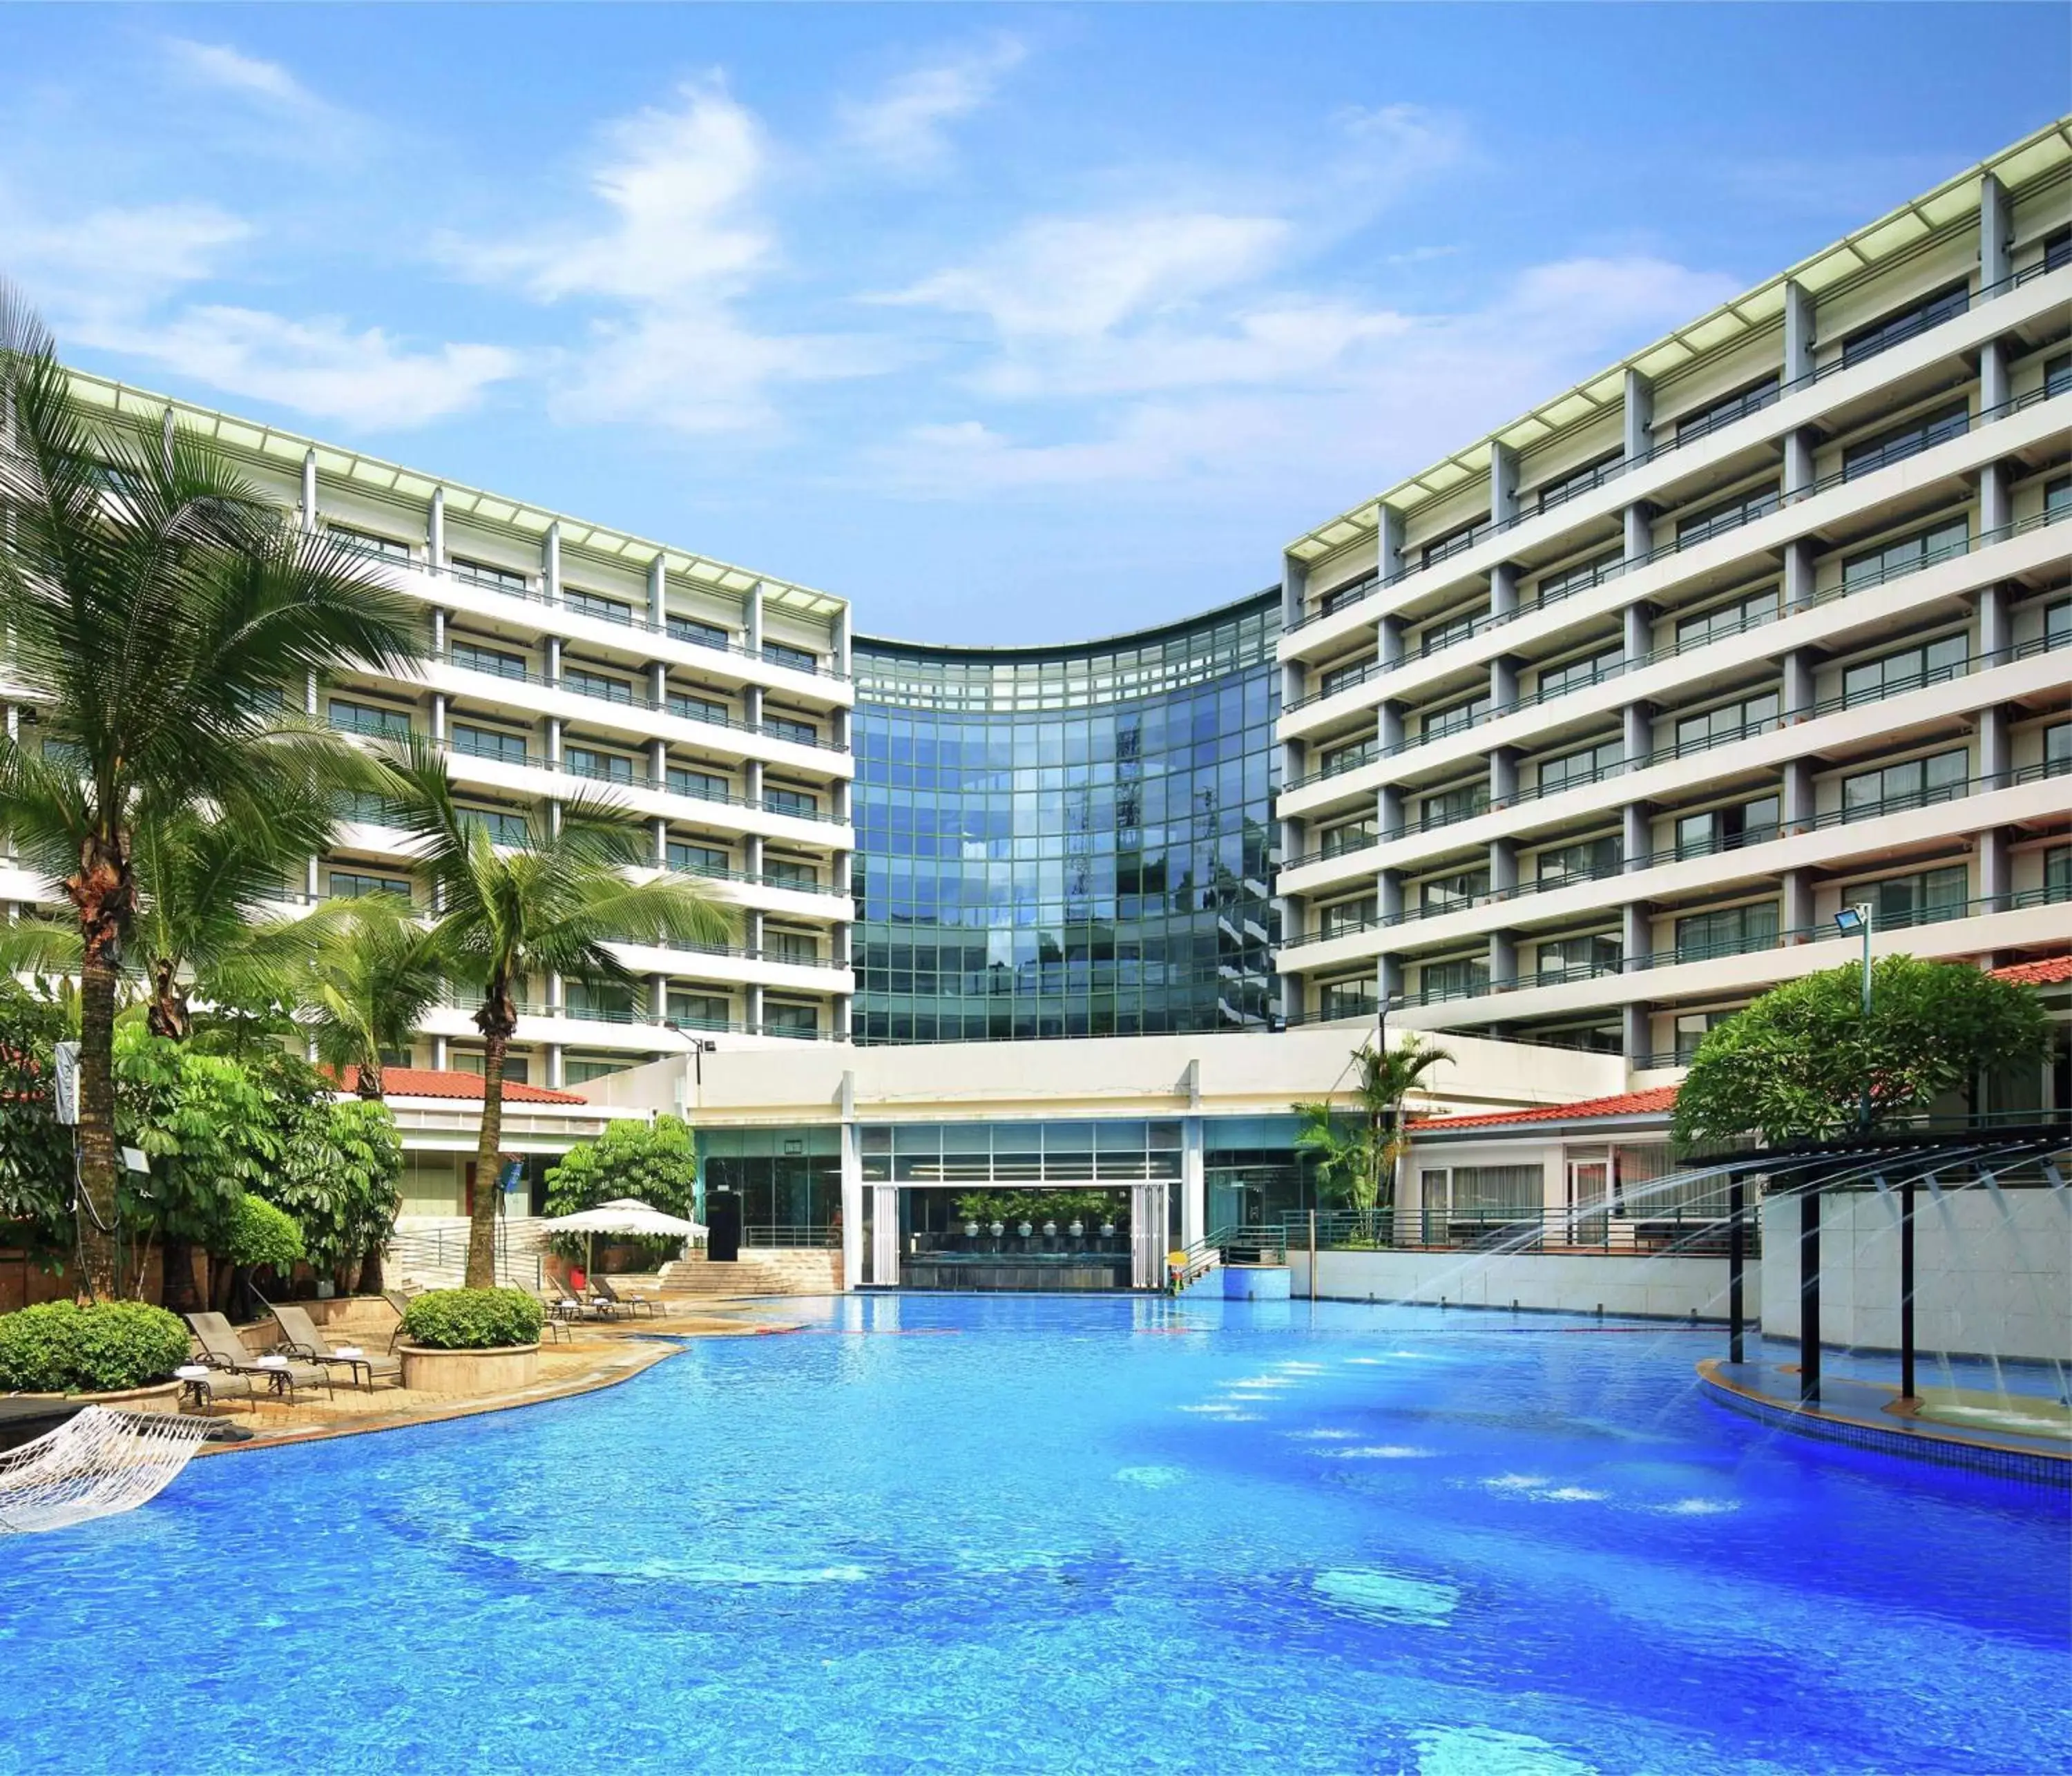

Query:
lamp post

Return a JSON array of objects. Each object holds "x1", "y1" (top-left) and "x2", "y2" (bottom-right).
[{"x1": 1833, "y1": 903, "x2": 1874, "y2": 1130}]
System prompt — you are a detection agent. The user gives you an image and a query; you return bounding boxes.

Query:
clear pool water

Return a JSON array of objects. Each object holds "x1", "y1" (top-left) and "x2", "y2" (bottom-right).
[{"x1": 2, "y1": 1295, "x2": 2066, "y2": 1775}]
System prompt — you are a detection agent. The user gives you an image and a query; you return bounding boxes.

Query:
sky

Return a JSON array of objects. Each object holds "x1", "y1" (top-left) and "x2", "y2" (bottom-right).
[{"x1": 1, "y1": 6, "x2": 2064, "y2": 645}]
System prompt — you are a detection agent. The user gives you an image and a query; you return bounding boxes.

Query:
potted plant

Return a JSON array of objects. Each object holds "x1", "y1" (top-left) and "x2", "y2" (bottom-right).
[
  {"x1": 0, "y1": 1301, "x2": 191, "y2": 1413},
  {"x1": 396, "y1": 1288, "x2": 547, "y2": 1393}
]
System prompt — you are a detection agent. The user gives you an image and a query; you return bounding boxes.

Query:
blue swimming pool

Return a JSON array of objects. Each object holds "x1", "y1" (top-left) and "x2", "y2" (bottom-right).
[{"x1": 1, "y1": 1295, "x2": 2065, "y2": 1775}]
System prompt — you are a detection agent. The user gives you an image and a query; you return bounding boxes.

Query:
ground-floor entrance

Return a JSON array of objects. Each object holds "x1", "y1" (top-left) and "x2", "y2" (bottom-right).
[{"x1": 868, "y1": 1180, "x2": 1172, "y2": 1291}]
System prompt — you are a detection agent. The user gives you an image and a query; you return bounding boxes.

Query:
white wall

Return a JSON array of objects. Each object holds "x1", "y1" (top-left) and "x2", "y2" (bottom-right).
[
  {"x1": 1759, "y1": 1188, "x2": 2070, "y2": 1364},
  {"x1": 1290, "y1": 1246, "x2": 1754, "y2": 1324}
]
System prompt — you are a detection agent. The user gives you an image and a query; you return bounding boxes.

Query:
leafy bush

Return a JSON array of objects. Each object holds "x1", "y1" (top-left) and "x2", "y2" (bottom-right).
[
  {"x1": 401, "y1": 1287, "x2": 545, "y2": 1350},
  {"x1": 0, "y1": 1300, "x2": 192, "y2": 1393},
  {"x1": 545, "y1": 1115, "x2": 698, "y2": 1221},
  {"x1": 224, "y1": 1195, "x2": 305, "y2": 1271},
  {"x1": 952, "y1": 1188, "x2": 1129, "y2": 1228}
]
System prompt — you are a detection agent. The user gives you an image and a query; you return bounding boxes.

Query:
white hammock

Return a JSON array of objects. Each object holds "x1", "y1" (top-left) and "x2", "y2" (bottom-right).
[{"x1": 0, "y1": 1405, "x2": 212, "y2": 1534}]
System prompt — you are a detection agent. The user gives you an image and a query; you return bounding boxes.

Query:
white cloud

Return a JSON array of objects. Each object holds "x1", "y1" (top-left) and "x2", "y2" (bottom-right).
[
  {"x1": 164, "y1": 39, "x2": 316, "y2": 109},
  {"x1": 837, "y1": 39, "x2": 1024, "y2": 173},
  {"x1": 74, "y1": 306, "x2": 517, "y2": 428},
  {"x1": 160, "y1": 37, "x2": 372, "y2": 162},
  {"x1": 6, "y1": 200, "x2": 251, "y2": 306},
  {"x1": 450, "y1": 79, "x2": 890, "y2": 434}
]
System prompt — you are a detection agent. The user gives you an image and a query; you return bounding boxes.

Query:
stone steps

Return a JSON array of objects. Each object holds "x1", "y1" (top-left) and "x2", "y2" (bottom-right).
[{"x1": 655, "y1": 1251, "x2": 843, "y2": 1296}]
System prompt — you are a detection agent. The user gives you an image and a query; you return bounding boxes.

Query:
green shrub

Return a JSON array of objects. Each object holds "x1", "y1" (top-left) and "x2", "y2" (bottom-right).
[
  {"x1": 400, "y1": 1287, "x2": 545, "y2": 1350},
  {"x1": 0, "y1": 1300, "x2": 193, "y2": 1393},
  {"x1": 224, "y1": 1195, "x2": 305, "y2": 1271}
]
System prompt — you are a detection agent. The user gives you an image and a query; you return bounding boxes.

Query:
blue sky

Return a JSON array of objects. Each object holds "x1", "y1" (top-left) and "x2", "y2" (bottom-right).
[{"x1": 3, "y1": 6, "x2": 2064, "y2": 643}]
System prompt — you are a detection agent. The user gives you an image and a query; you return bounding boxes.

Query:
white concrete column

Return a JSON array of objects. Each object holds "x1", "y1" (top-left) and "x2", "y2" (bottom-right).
[
  {"x1": 1622, "y1": 501, "x2": 1651, "y2": 566},
  {"x1": 1980, "y1": 461, "x2": 2011, "y2": 537},
  {"x1": 546, "y1": 636, "x2": 562, "y2": 686},
  {"x1": 431, "y1": 607, "x2": 448, "y2": 655},
  {"x1": 305, "y1": 670, "x2": 318, "y2": 717},
  {"x1": 1783, "y1": 538, "x2": 1816, "y2": 612},
  {"x1": 1977, "y1": 704, "x2": 2010, "y2": 787},
  {"x1": 649, "y1": 738, "x2": 666, "y2": 786},
  {"x1": 1622, "y1": 900, "x2": 1651, "y2": 969},
  {"x1": 1376, "y1": 505, "x2": 1405, "y2": 583},
  {"x1": 1622, "y1": 1001, "x2": 1652, "y2": 1067},
  {"x1": 546, "y1": 716, "x2": 563, "y2": 769},
  {"x1": 653, "y1": 816, "x2": 669, "y2": 865},
  {"x1": 1376, "y1": 613, "x2": 1403, "y2": 669},
  {"x1": 1490, "y1": 654, "x2": 1519, "y2": 712},
  {"x1": 305, "y1": 854, "x2": 320, "y2": 899},
  {"x1": 1622, "y1": 601, "x2": 1652, "y2": 668},
  {"x1": 1980, "y1": 171, "x2": 2011, "y2": 291},
  {"x1": 1783, "y1": 647, "x2": 1815, "y2": 718},
  {"x1": 651, "y1": 973, "x2": 668, "y2": 1024},
  {"x1": 1783, "y1": 427, "x2": 1814, "y2": 499},
  {"x1": 745, "y1": 582, "x2": 765, "y2": 652},
  {"x1": 1783, "y1": 757, "x2": 1814, "y2": 831},
  {"x1": 1622, "y1": 800, "x2": 1651, "y2": 870},
  {"x1": 648, "y1": 554, "x2": 667, "y2": 627},
  {"x1": 431, "y1": 693, "x2": 448, "y2": 743},
  {"x1": 1489, "y1": 562, "x2": 1519, "y2": 619},
  {"x1": 649, "y1": 662, "x2": 666, "y2": 709},
  {"x1": 840, "y1": 1070, "x2": 863, "y2": 1291},
  {"x1": 1783, "y1": 280, "x2": 1815, "y2": 385},
  {"x1": 546, "y1": 1045, "x2": 564, "y2": 1090},
  {"x1": 1488, "y1": 835, "x2": 1517, "y2": 894},
  {"x1": 1487, "y1": 929, "x2": 1516, "y2": 990},
  {"x1": 870, "y1": 1181, "x2": 899, "y2": 1286},
  {"x1": 300, "y1": 449, "x2": 317, "y2": 534},
  {"x1": 1624, "y1": 700, "x2": 1653, "y2": 764},
  {"x1": 1378, "y1": 701, "x2": 1404, "y2": 753},
  {"x1": 1977, "y1": 827, "x2": 2009, "y2": 909},
  {"x1": 1489, "y1": 746, "x2": 1518, "y2": 805},
  {"x1": 1783, "y1": 868, "x2": 1813, "y2": 937},
  {"x1": 428, "y1": 488, "x2": 445, "y2": 568},
  {"x1": 1980, "y1": 338, "x2": 2009, "y2": 414},
  {"x1": 1622, "y1": 368, "x2": 1653, "y2": 462},
  {"x1": 1182, "y1": 1112, "x2": 1205, "y2": 1251},
  {"x1": 1489, "y1": 441, "x2": 1519, "y2": 529},
  {"x1": 1977, "y1": 582, "x2": 2011, "y2": 659},
  {"x1": 543, "y1": 522, "x2": 561, "y2": 606},
  {"x1": 432, "y1": 1034, "x2": 450, "y2": 1071}
]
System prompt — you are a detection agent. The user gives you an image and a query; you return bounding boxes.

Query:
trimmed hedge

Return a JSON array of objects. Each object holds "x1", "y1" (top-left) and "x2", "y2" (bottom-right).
[
  {"x1": 0, "y1": 1300, "x2": 193, "y2": 1393},
  {"x1": 225, "y1": 1195, "x2": 305, "y2": 1271},
  {"x1": 400, "y1": 1288, "x2": 545, "y2": 1351}
]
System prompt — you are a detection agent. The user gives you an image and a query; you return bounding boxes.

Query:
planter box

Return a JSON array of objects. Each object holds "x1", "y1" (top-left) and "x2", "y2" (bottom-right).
[
  {"x1": 15, "y1": 1379, "x2": 183, "y2": 1416},
  {"x1": 399, "y1": 1343, "x2": 539, "y2": 1394}
]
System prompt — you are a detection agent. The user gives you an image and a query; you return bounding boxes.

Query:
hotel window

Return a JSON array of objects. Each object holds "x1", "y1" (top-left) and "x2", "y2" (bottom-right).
[
  {"x1": 1319, "y1": 657, "x2": 1374, "y2": 697},
  {"x1": 1674, "y1": 901, "x2": 1778, "y2": 963},
  {"x1": 765, "y1": 858, "x2": 818, "y2": 889},
  {"x1": 1420, "y1": 870, "x2": 1488, "y2": 915},
  {"x1": 461, "y1": 807, "x2": 530, "y2": 845},
  {"x1": 1674, "y1": 1010, "x2": 1736, "y2": 1063},
  {"x1": 2046, "y1": 354, "x2": 2071, "y2": 398},
  {"x1": 1420, "y1": 956, "x2": 1490, "y2": 1001},
  {"x1": 1842, "y1": 403, "x2": 1968, "y2": 480},
  {"x1": 1421, "y1": 1164, "x2": 1542, "y2": 1220},
  {"x1": 452, "y1": 722, "x2": 529, "y2": 766},
  {"x1": 1534, "y1": 453, "x2": 1621, "y2": 512},
  {"x1": 325, "y1": 524, "x2": 410, "y2": 561},
  {"x1": 1843, "y1": 633, "x2": 1968, "y2": 705},
  {"x1": 668, "y1": 614, "x2": 730, "y2": 650},
  {"x1": 765, "y1": 929, "x2": 820, "y2": 963},
  {"x1": 452, "y1": 557, "x2": 528, "y2": 595},
  {"x1": 563, "y1": 666, "x2": 634, "y2": 705},
  {"x1": 450, "y1": 639, "x2": 528, "y2": 681},
  {"x1": 669, "y1": 691, "x2": 730, "y2": 726},
  {"x1": 1841, "y1": 517, "x2": 1968, "y2": 590},
  {"x1": 1841, "y1": 749, "x2": 1967, "y2": 820},
  {"x1": 2046, "y1": 476, "x2": 2071, "y2": 518},
  {"x1": 1321, "y1": 820, "x2": 1378, "y2": 857},
  {"x1": 1841, "y1": 283, "x2": 1967, "y2": 367},
  {"x1": 668, "y1": 766, "x2": 729, "y2": 802},
  {"x1": 565, "y1": 588, "x2": 634, "y2": 626},
  {"x1": 1319, "y1": 574, "x2": 1376, "y2": 616},
  {"x1": 1321, "y1": 896, "x2": 1378, "y2": 938},
  {"x1": 1673, "y1": 690, "x2": 1779, "y2": 756},
  {"x1": 2047, "y1": 600, "x2": 2071, "y2": 647},
  {"x1": 668, "y1": 992, "x2": 731, "y2": 1030},
  {"x1": 669, "y1": 841, "x2": 729, "y2": 874},
  {"x1": 765, "y1": 785, "x2": 819, "y2": 818},
  {"x1": 564, "y1": 1058, "x2": 631, "y2": 1085},
  {"x1": 1421, "y1": 522, "x2": 1482, "y2": 568},
  {"x1": 1321, "y1": 978, "x2": 1376, "y2": 1019},
  {"x1": 1319, "y1": 737, "x2": 1374, "y2": 777},
  {"x1": 1420, "y1": 695, "x2": 1490, "y2": 743},
  {"x1": 1415, "y1": 610, "x2": 1479, "y2": 657},
  {"x1": 762, "y1": 640, "x2": 818, "y2": 673},
  {"x1": 764, "y1": 1001, "x2": 820, "y2": 1037},
  {"x1": 1673, "y1": 375, "x2": 1779, "y2": 441},
  {"x1": 2045, "y1": 845, "x2": 2071, "y2": 900},
  {"x1": 1537, "y1": 934, "x2": 1620, "y2": 982},
  {"x1": 1674, "y1": 586, "x2": 1776, "y2": 653},
  {"x1": 2046, "y1": 722, "x2": 2071, "y2": 774},
  {"x1": 565, "y1": 982, "x2": 637, "y2": 1023},
  {"x1": 1537, "y1": 737, "x2": 1622, "y2": 793},
  {"x1": 565, "y1": 745, "x2": 635, "y2": 784},
  {"x1": 327, "y1": 697, "x2": 412, "y2": 740},
  {"x1": 1537, "y1": 835, "x2": 1620, "y2": 885},
  {"x1": 1419, "y1": 782, "x2": 1488, "y2": 829},
  {"x1": 765, "y1": 713, "x2": 819, "y2": 746},
  {"x1": 1855, "y1": 863, "x2": 1968, "y2": 930},
  {"x1": 1532, "y1": 551, "x2": 1622, "y2": 608},
  {"x1": 327, "y1": 869, "x2": 412, "y2": 902},
  {"x1": 454, "y1": 1051, "x2": 530, "y2": 1084},
  {"x1": 1675, "y1": 795, "x2": 1780, "y2": 859},
  {"x1": 334, "y1": 789, "x2": 403, "y2": 827},
  {"x1": 2045, "y1": 227, "x2": 2072, "y2": 273},
  {"x1": 1535, "y1": 644, "x2": 1623, "y2": 701},
  {"x1": 1676, "y1": 483, "x2": 1778, "y2": 548}
]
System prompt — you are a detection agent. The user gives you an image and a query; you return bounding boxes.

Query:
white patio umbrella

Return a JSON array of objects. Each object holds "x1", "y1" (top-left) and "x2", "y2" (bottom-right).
[{"x1": 541, "y1": 1197, "x2": 707, "y2": 1278}]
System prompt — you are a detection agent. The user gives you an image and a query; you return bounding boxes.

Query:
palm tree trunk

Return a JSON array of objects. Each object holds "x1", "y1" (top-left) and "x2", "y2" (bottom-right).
[
  {"x1": 74, "y1": 947, "x2": 122, "y2": 1298},
  {"x1": 464, "y1": 1027, "x2": 509, "y2": 1288},
  {"x1": 160, "y1": 1235, "x2": 204, "y2": 1313},
  {"x1": 357, "y1": 1069, "x2": 388, "y2": 1293}
]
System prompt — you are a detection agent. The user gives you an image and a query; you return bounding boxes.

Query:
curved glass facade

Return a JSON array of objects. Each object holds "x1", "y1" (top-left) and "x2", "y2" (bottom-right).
[{"x1": 851, "y1": 593, "x2": 1281, "y2": 1044}]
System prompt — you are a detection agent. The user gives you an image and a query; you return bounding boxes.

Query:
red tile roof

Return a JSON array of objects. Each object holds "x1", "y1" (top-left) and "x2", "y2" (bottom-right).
[
  {"x1": 1991, "y1": 954, "x2": 2072, "y2": 987},
  {"x1": 332, "y1": 1065, "x2": 588, "y2": 1106},
  {"x1": 1417, "y1": 1085, "x2": 1682, "y2": 1133}
]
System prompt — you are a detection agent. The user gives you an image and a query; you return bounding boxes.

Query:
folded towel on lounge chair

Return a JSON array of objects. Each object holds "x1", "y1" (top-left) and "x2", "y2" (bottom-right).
[
  {"x1": 183, "y1": 1313, "x2": 334, "y2": 1399},
  {"x1": 269, "y1": 1303, "x2": 403, "y2": 1388}
]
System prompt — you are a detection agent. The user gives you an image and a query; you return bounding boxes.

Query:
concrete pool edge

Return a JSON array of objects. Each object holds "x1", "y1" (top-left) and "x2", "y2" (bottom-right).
[
  {"x1": 187, "y1": 1320, "x2": 798, "y2": 1459},
  {"x1": 1697, "y1": 1358, "x2": 2072, "y2": 1488}
]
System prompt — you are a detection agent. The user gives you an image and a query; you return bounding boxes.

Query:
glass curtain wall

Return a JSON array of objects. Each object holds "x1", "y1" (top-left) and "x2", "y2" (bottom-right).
[{"x1": 852, "y1": 593, "x2": 1281, "y2": 1043}]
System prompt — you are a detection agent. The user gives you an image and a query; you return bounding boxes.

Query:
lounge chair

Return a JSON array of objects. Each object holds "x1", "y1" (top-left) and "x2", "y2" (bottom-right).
[
  {"x1": 524, "y1": 1284, "x2": 576, "y2": 1342},
  {"x1": 591, "y1": 1277, "x2": 662, "y2": 1320},
  {"x1": 268, "y1": 1302, "x2": 403, "y2": 1391},
  {"x1": 382, "y1": 1288, "x2": 422, "y2": 1353},
  {"x1": 184, "y1": 1313, "x2": 334, "y2": 1404}
]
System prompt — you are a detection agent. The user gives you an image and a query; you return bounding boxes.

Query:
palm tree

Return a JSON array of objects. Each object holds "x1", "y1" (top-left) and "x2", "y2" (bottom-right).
[
  {"x1": 1293, "y1": 1034, "x2": 1453, "y2": 1232},
  {"x1": 376, "y1": 738, "x2": 733, "y2": 1287},
  {"x1": 0, "y1": 283, "x2": 423, "y2": 1297}
]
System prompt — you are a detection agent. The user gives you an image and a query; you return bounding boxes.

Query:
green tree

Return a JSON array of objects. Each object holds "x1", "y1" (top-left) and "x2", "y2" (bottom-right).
[
  {"x1": 0, "y1": 284, "x2": 422, "y2": 1296},
  {"x1": 1671, "y1": 957, "x2": 2053, "y2": 1146},
  {"x1": 0, "y1": 978, "x2": 74, "y2": 1259},
  {"x1": 544, "y1": 1115, "x2": 700, "y2": 1221},
  {"x1": 375, "y1": 738, "x2": 731, "y2": 1286},
  {"x1": 1292, "y1": 1034, "x2": 1453, "y2": 1219},
  {"x1": 298, "y1": 894, "x2": 448, "y2": 1103},
  {"x1": 242, "y1": 1045, "x2": 403, "y2": 1291}
]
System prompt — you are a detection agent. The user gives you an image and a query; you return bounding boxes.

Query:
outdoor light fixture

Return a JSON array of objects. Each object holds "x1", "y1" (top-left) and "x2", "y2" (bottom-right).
[
  {"x1": 1833, "y1": 905, "x2": 1868, "y2": 936},
  {"x1": 1834, "y1": 903, "x2": 1874, "y2": 1129}
]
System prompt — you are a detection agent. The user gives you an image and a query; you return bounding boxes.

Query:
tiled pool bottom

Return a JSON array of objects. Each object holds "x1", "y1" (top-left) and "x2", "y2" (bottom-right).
[{"x1": 1, "y1": 1297, "x2": 2066, "y2": 1775}]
